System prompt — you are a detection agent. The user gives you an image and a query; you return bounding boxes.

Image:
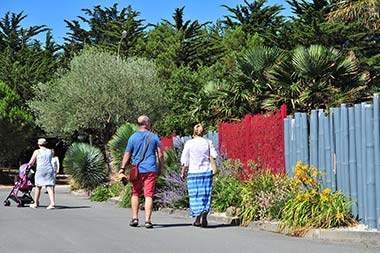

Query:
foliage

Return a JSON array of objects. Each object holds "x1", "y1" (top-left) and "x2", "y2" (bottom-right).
[
  {"x1": 265, "y1": 45, "x2": 368, "y2": 112},
  {"x1": 163, "y1": 147, "x2": 178, "y2": 169},
  {"x1": 0, "y1": 81, "x2": 32, "y2": 123},
  {"x1": 328, "y1": 0, "x2": 380, "y2": 31},
  {"x1": 159, "y1": 65, "x2": 217, "y2": 135},
  {"x1": 90, "y1": 182, "x2": 127, "y2": 202},
  {"x1": 221, "y1": 0, "x2": 285, "y2": 47},
  {"x1": 0, "y1": 81, "x2": 35, "y2": 165},
  {"x1": 90, "y1": 185, "x2": 111, "y2": 202},
  {"x1": 210, "y1": 46, "x2": 286, "y2": 119},
  {"x1": 279, "y1": 161, "x2": 357, "y2": 235},
  {"x1": 107, "y1": 123, "x2": 138, "y2": 169},
  {"x1": 29, "y1": 47, "x2": 165, "y2": 145},
  {"x1": 155, "y1": 170, "x2": 188, "y2": 208},
  {"x1": 238, "y1": 166, "x2": 292, "y2": 225},
  {"x1": 109, "y1": 182, "x2": 126, "y2": 197},
  {"x1": 61, "y1": 3, "x2": 146, "y2": 64},
  {"x1": 0, "y1": 12, "x2": 59, "y2": 101},
  {"x1": 119, "y1": 186, "x2": 132, "y2": 208},
  {"x1": 63, "y1": 142, "x2": 108, "y2": 191},
  {"x1": 212, "y1": 159, "x2": 244, "y2": 212}
]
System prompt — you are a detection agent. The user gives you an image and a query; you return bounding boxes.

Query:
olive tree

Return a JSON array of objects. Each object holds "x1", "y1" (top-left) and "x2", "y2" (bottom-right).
[{"x1": 29, "y1": 47, "x2": 166, "y2": 169}]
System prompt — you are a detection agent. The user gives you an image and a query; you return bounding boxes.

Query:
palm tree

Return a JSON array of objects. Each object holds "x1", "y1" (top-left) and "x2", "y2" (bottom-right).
[
  {"x1": 327, "y1": 0, "x2": 380, "y2": 31},
  {"x1": 210, "y1": 46, "x2": 286, "y2": 120},
  {"x1": 265, "y1": 45, "x2": 368, "y2": 112}
]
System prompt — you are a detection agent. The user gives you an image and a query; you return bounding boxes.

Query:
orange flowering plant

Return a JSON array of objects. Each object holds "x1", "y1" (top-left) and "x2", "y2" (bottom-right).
[{"x1": 279, "y1": 161, "x2": 357, "y2": 235}]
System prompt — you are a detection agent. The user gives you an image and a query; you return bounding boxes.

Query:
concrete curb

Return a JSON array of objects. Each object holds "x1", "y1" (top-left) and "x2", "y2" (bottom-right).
[{"x1": 69, "y1": 190, "x2": 380, "y2": 248}]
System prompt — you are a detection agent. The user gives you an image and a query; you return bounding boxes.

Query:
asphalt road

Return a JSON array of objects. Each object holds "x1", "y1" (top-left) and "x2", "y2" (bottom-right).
[{"x1": 0, "y1": 186, "x2": 378, "y2": 253}]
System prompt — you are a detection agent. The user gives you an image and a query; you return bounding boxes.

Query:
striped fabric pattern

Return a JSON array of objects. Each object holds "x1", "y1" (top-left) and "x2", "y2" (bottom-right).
[{"x1": 187, "y1": 170, "x2": 213, "y2": 217}]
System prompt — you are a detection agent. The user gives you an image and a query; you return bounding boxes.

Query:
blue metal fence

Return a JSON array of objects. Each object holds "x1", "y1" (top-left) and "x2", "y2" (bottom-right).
[{"x1": 284, "y1": 94, "x2": 380, "y2": 229}]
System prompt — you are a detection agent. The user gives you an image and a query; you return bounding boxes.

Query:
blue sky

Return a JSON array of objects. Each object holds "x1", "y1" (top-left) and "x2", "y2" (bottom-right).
[{"x1": 0, "y1": 0, "x2": 291, "y2": 44}]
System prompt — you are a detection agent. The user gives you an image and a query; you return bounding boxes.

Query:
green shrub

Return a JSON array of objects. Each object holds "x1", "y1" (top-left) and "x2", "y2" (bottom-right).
[
  {"x1": 119, "y1": 186, "x2": 132, "y2": 208},
  {"x1": 109, "y1": 182, "x2": 125, "y2": 197},
  {"x1": 239, "y1": 170, "x2": 292, "y2": 225},
  {"x1": 90, "y1": 185, "x2": 111, "y2": 202},
  {"x1": 212, "y1": 160, "x2": 244, "y2": 212},
  {"x1": 63, "y1": 142, "x2": 108, "y2": 192}
]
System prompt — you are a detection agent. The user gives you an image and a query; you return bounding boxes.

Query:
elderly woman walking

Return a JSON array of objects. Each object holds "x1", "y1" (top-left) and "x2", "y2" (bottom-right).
[
  {"x1": 180, "y1": 124, "x2": 218, "y2": 227},
  {"x1": 28, "y1": 138, "x2": 56, "y2": 209}
]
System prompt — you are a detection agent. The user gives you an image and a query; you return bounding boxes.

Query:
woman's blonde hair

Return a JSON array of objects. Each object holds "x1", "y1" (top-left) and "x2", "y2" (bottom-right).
[{"x1": 193, "y1": 123, "x2": 204, "y2": 137}]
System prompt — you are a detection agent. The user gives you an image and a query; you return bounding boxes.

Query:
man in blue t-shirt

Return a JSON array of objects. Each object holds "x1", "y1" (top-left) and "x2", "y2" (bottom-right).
[{"x1": 119, "y1": 115, "x2": 164, "y2": 229}]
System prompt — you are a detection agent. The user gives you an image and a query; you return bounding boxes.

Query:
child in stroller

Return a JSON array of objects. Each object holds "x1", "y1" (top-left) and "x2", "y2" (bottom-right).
[{"x1": 3, "y1": 163, "x2": 35, "y2": 207}]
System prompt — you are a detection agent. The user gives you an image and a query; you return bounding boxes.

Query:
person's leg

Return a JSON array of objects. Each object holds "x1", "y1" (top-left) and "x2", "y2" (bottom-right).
[
  {"x1": 46, "y1": 186, "x2": 55, "y2": 208},
  {"x1": 31, "y1": 186, "x2": 41, "y2": 207},
  {"x1": 130, "y1": 179, "x2": 142, "y2": 226},
  {"x1": 142, "y1": 173, "x2": 157, "y2": 228},
  {"x1": 131, "y1": 195, "x2": 139, "y2": 219},
  {"x1": 144, "y1": 197, "x2": 153, "y2": 222}
]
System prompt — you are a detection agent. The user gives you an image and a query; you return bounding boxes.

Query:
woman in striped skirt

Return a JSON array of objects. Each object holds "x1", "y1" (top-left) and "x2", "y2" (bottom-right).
[{"x1": 180, "y1": 124, "x2": 218, "y2": 227}]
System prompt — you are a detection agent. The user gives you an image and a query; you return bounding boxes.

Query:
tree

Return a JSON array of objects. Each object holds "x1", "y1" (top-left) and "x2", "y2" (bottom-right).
[
  {"x1": 143, "y1": 6, "x2": 224, "y2": 75},
  {"x1": 28, "y1": 47, "x2": 166, "y2": 168},
  {"x1": 0, "y1": 81, "x2": 35, "y2": 165},
  {"x1": 265, "y1": 45, "x2": 368, "y2": 112},
  {"x1": 327, "y1": 0, "x2": 380, "y2": 90},
  {"x1": 221, "y1": 0, "x2": 285, "y2": 47},
  {"x1": 61, "y1": 3, "x2": 146, "y2": 64},
  {"x1": 158, "y1": 65, "x2": 216, "y2": 135},
  {"x1": 209, "y1": 46, "x2": 286, "y2": 120},
  {"x1": 328, "y1": 0, "x2": 380, "y2": 31},
  {"x1": 0, "y1": 12, "x2": 59, "y2": 101}
]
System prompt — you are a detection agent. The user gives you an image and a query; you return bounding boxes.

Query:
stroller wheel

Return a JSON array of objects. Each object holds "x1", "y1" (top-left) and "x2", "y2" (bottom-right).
[
  {"x1": 3, "y1": 200, "x2": 11, "y2": 206},
  {"x1": 16, "y1": 200, "x2": 24, "y2": 207}
]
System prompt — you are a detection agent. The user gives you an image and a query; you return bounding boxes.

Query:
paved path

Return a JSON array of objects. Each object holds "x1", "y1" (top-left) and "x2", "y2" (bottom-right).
[{"x1": 0, "y1": 186, "x2": 378, "y2": 253}]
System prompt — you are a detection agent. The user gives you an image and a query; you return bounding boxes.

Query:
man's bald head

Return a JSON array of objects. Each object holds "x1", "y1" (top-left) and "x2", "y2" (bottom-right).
[{"x1": 137, "y1": 115, "x2": 151, "y2": 128}]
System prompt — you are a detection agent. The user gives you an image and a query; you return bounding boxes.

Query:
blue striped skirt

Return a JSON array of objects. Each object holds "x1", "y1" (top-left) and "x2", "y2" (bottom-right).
[{"x1": 187, "y1": 170, "x2": 213, "y2": 217}]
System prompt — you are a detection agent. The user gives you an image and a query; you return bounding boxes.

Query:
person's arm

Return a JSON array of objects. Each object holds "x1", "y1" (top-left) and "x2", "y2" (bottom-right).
[
  {"x1": 56, "y1": 157, "x2": 60, "y2": 173},
  {"x1": 156, "y1": 146, "x2": 164, "y2": 176},
  {"x1": 119, "y1": 151, "x2": 131, "y2": 174},
  {"x1": 28, "y1": 150, "x2": 39, "y2": 167},
  {"x1": 181, "y1": 165, "x2": 188, "y2": 181},
  {"x1": 180, "y1": 142, "x2": 190, "y2": 180}
]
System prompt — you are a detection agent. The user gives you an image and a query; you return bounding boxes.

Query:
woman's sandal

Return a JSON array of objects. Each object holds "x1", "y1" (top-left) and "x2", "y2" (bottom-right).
[
  {"x1": 201, "y1": 211, "x2": 208, "y2": 228},
  {"x1": 193, "y1": 222, "x2": 201, "y2": 227}
]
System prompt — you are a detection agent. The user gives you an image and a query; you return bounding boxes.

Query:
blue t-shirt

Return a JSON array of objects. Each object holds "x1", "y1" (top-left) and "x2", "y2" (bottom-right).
[{"x1": 126, "y1": 130, "x2": 161, "y2": 173}]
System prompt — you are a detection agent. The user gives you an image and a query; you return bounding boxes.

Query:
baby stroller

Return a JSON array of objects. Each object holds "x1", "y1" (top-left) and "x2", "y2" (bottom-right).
[{"x1": 3, "y1": 163, "x2": 35, "y2": 207}]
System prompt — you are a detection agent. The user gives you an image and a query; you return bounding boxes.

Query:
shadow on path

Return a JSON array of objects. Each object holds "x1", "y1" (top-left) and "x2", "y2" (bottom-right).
[
  {"x1": 53, "y1": 205, "x2": 91, "y2": 209},
  {"x1": 152, "y1": 223, "x2": 193, "y2": 228},
  {"x1": 152, "y1": 223, "x2": 237, "y2": 229}
]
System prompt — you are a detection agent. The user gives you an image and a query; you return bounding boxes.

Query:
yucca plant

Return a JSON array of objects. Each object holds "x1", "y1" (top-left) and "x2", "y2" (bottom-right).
[
  {"x1": 107, "y1": 122, "x2": 138, "y2": 169},
  {"x1": 63, "y1": 142, "x2": 107, "y2": 192}
]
